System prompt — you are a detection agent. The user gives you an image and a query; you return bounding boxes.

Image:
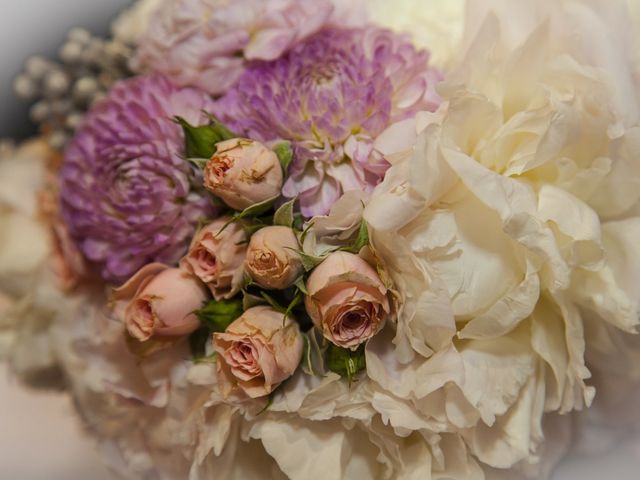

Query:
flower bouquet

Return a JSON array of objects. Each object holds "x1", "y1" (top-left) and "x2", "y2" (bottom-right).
[{"x1": 2, "y1": 0, "x2": 640, "y2": 478}]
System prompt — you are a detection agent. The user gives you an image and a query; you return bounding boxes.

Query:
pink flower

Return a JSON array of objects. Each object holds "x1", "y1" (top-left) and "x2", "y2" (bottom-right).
[
  {"x1": 113, "y1": 263, "x2": 207, "y2": 342},
  {"x1": 133, "y1": 0, "x2": 350, "y2": 96},
  {"x1": 213, "y1": 306, "x2": 303, "y2": 399},
  {"x1": 50, "y1": 220, "x2": 87, "y2": 292},
  {"x1": 214, "y1": 26, "x2": 442, "y2": 217},
  {"x1": 180, "y1": 217, "x2": 247, "y2": 300},
  {"x1": 38, "y1": 170, "x2": 87, "y2": 291},
  {"x1": 245, "y1": 226, "x2": 302, "y2": 290},
  {"x1": 203, "y1": 139, "x2": 283, "y2": 211},
  {"x1": 305, "y1": 252, "x2": 390, "y2": 348}
]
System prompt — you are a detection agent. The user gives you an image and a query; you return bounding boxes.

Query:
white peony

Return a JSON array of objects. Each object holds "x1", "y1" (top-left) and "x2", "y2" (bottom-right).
[
  {"x1": 367, "y1": 0, "x2": 466, "y2": 68},
  {"x1": 365, "y1": 0, "x2": 640, "y2": 475}
]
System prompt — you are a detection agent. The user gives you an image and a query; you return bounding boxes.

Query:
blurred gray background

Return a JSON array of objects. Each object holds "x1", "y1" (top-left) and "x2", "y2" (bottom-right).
[
  {"x1": 0, "y1": 0, "x2": 131, "y2": 139},
  {"x1": 0, "y1": 1, "x2": 639, "y2": 479}
]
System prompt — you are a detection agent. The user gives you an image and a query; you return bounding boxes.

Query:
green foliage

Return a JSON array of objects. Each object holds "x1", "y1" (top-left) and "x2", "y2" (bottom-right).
[
  {"x1": 340, "y1": 220, "x2": 370, "y2": 254},
  {"x1": 189, "y1": 327, "x2": 213, "y2": 360},
  {"x1": 301, "y1": 330, "x2": 327, "y2": 377},
  {"x1": 297, "y1": 250, "x2": 326, "y2": 272},
  {"x1": 294, "y1": 276, "x2": 308, "y2": 295},
  {"x1": 196, "y1": 298, "x2": 244, "y2": 332},
  {"x1": 175, "y1": 115, "x2": 236, "y2": 159},
  {"x1": 326, "y1": 343, "x2": 366, "y2": 386},
  {"x1": 273, "y1": 198, "x2": 296, "y2": 228},
  {"x1": 273, "y1": 141, "x2": 293, "y2": 174},
  {"x1": 217, "y1": 196, "x2": 278, "y2": 234}
]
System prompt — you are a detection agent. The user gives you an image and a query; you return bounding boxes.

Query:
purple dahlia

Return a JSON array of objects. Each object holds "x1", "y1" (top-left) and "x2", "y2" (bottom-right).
[
  {"x1": 215, "y1": 26, "x2": 442, "y2": 217},
  {"x1": 60, "y1": 75, "x2": 217, "y2": 283}
]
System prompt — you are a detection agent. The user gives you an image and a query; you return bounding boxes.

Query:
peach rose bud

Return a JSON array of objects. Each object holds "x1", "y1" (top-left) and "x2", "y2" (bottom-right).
[
  {"x1": 203, "y1": 138, "x2": 283, "y2": 211},
  {"x1": 113, "y1": 263, "x2": 208, "y2": 342},
  {"x1": 213, "y1": 306, "x2": 303, "y2": 399},
  {"x1": 305, "y1": 251, "x2": 390, "y2": 349},
  {"x1": 245, "y1": 226, "x2": 303, "y2": 290},
  {"x1": 180, "y1": 217, "x2": 247, "y2": 300}
]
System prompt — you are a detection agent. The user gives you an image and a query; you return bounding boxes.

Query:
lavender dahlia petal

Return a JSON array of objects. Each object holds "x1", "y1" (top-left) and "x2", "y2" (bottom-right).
[
  {"x1": 60, "y1": 75, "x2": 217, "y2": 283},
  {"x1": 215, "y1": 27, "x2": 443, "y2": 217}
]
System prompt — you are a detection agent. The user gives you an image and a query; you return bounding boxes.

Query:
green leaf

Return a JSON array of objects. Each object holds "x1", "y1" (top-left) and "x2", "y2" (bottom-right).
[
  {"x1": 203, "y1": 112, "x2": 237, "y2": 140},
  {"x1": 340, "y1": 220, "x2": 370, "y2": 254},
  {"x1": 187, "y1": 157, "x2": 209, "y2": 170},
  {"x1": 238, "y1": 196, "x2": 278, "y2": 218},
  {"x1": 294, "y1": 276, "x2": 308, "y2": 295},
  {"x1": 273, "y1": 142, "x2": 293, "y2": 174},
  {"x1": 189, "y1": 327, "x2": 213, "y2": 360},
  {"x1": 175, "y1": 116, "x2": 236, "y2": 160},
  {"x1": 326, "y1": 344, "x2": 366, "y2": 386},
  {"x1": 217, "y1": 196, "x2": 278, "y2": 235},
  {"x1": 257, "y1": 395, "x2": 273, "y2": 416},
  {"x1": 242, "y1": 290, "x2": 266, "y2": 310},
  {"x1": 296, "y1": 250, "x2": 326, "y2": 272},
  {"x1": 196, "y1": 299, "x2": 244, "y2": 333},
  {"x1": 292, "y1": 213, "x2": 304, "y2": 231},
  {"x1": 242, "y1": 220, "x2": 268, "y2": 238},
  {"x1": 260, "y1": 291, "x2": 287, "y2": 313},
  {"x1": 299, "y1": 220, "x2": 315, "y2": 245},
  {"x1": 273, "y1": 198, "x2": 296, "y2": 228},
  {"x1": 302, "y1": 330, "x2": 328, "y2": 376},
  {"x1": 175, "y1": 117, "x2": 218, "y2": 159},
  {"x1": 283, "y1": 289, "x2": 303, "y2": 325}
]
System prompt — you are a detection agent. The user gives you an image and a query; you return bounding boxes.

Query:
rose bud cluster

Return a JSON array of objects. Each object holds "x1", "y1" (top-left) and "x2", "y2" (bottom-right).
[
  {"x1": 181, "y1": 217, "x2": 247, "y2": 300},
  {"x1": 214, "y1": 306, "x2": 303, "y2": 399},
  {"x1": 203, "y1": 138, "x2": 283, "y2": 211},
  {"x1": 108, "y1": 123, "x2": 391, "y2": 397},
  {"x1": 113, "y1": 263, "x2": 208, "y2": 342},
  {"x1": 305, "y1": 251, "x2": 390, "y2": 349}
]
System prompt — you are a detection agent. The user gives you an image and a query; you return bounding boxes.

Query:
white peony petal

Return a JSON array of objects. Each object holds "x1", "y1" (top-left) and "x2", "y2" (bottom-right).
[{"x1": 456, "y1": 326, "x2": 536, "y2": 426}]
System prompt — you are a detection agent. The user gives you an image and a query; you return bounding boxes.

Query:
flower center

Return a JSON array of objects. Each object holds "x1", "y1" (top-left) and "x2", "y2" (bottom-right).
[
  {"x1": 206, "y1": 154, "x2": 234, "y2": 185},
  {"x1": 126, "y1": 297, "x2": 157, "y2": 341},
  {"x1": 308, "y1": 62, "x2": 339, "y2": 86},
  {"x1": 253, "y1": 250, "x2": 278, "y2": 270}
]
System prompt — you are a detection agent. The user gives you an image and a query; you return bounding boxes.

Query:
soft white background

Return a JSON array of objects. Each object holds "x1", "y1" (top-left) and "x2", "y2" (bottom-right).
[{"x1": 0, "y1": 1, "x2": 639, "y2": 479}]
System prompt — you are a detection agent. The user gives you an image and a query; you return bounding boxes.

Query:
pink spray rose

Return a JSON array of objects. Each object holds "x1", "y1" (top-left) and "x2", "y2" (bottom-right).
[
  {"x1": 113, "y1": 263, "x2": 207, "y2": 342},
  {"x1": 305, "y1": 251, "x2": 390, "y2": 349},
  {"x1": 213, "y1": 306, "x2": 303, "y2": 399},
  {"x1": 180, "y1": 217, "x2": 247, "y2": 301},
  {"x1": 203, "y1": 138, "x2": 283, "y2": 211},
  {"x1": 245, "y1": 226, "x2": 303, "y2": 290}
]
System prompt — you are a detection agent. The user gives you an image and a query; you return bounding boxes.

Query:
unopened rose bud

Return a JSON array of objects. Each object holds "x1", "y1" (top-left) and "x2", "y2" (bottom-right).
[
  {"x1": 245, "y1": 226, "x2": 302, "y2": 290},
  {"x1": 180, "y1": 217, "x2": 247, "y2": 301},
  {"x1": 113, "y1": 264, "x2": 207, "y2": 342},
  {"x1": 213, "y1": 306, "x2": 303, "y2": 399},
  {"x1": 203, "y1": 138, "x2": 283, "y2": 211},
  {"x1": 305, "y1": 252, "x2": 390, "y2": 349}
]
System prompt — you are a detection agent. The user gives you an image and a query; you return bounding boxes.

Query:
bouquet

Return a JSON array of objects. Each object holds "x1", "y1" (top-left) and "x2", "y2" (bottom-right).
[{"x1": 2, "y1": 0, "x2": 640, "y2": 478}]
